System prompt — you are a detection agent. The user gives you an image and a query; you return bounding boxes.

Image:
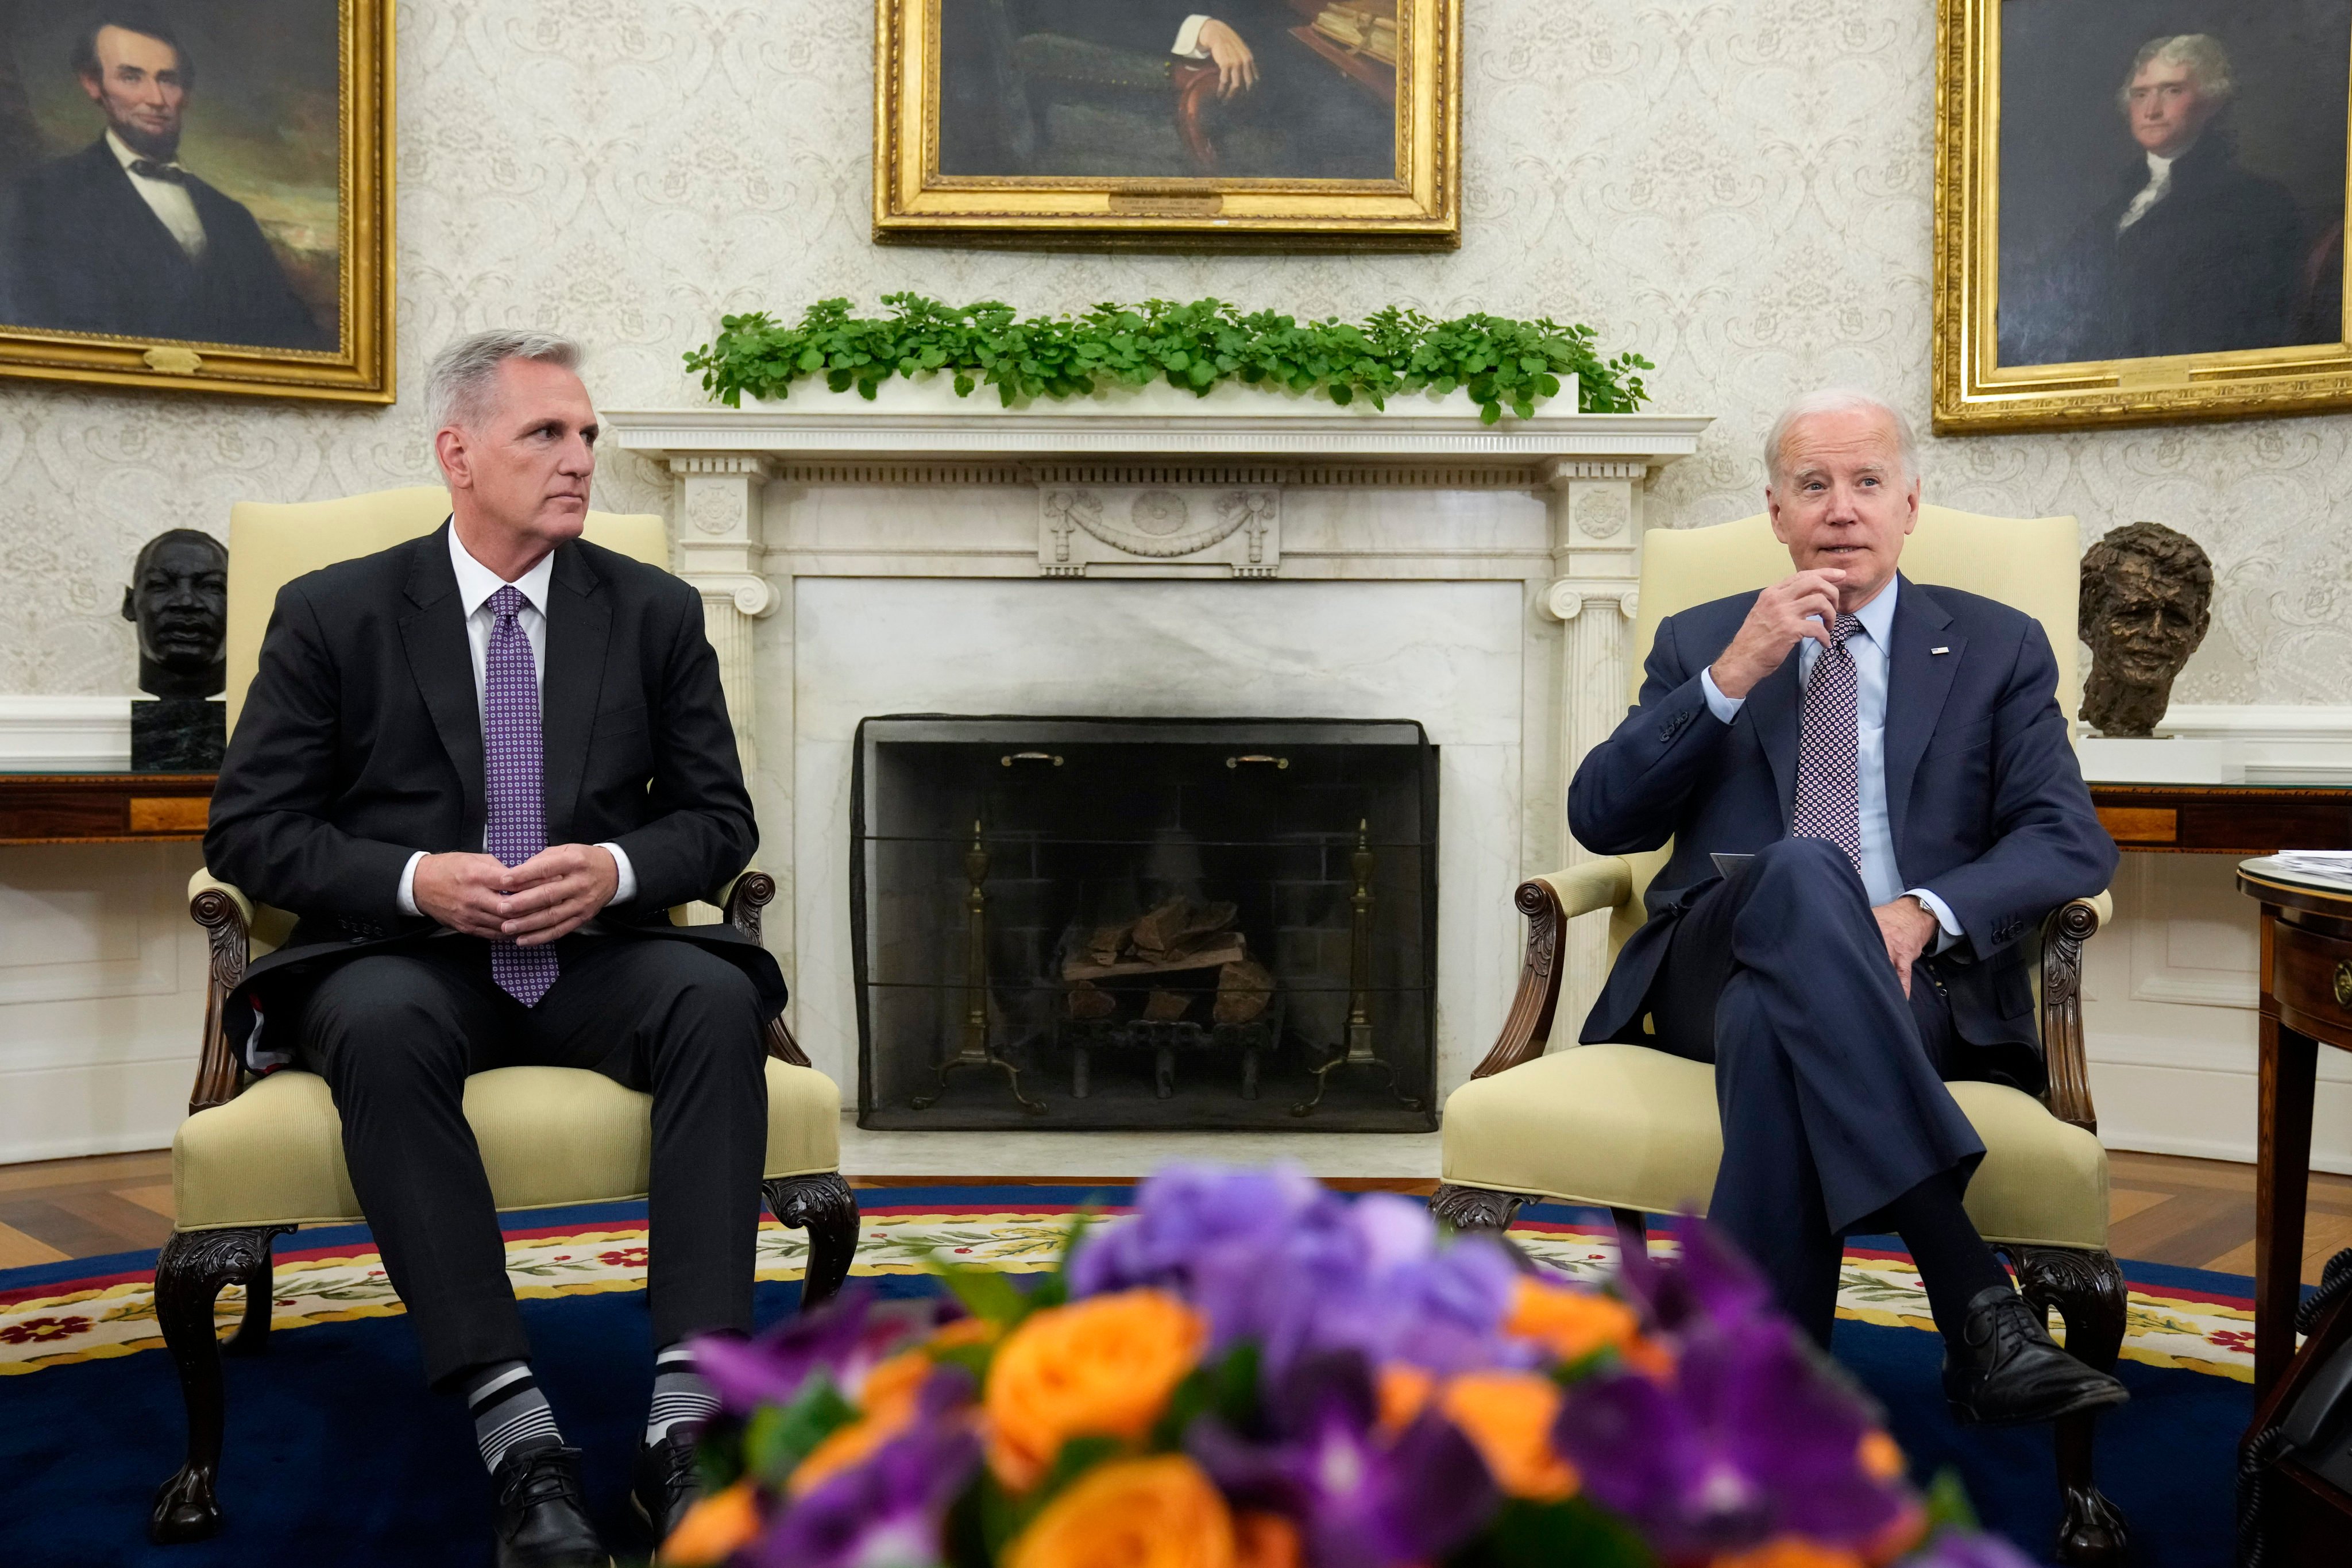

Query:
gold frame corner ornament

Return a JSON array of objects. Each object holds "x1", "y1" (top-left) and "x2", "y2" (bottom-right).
[
  {"x1": 0, "y1": 0, "x2": 396, "y2": 404},
  {"x1": 1931, "y1": 0, "x2": 2352, "y2": 434},
  {"x1": 872, "y1": 0, "x2": 1459, "y2": 251}
]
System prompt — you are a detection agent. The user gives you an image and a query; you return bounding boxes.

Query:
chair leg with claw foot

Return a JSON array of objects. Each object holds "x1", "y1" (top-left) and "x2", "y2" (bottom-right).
[
  {"x1": 764, "y1": 1173, "x2": 860, "y2": 1312},
  {"x1": 2009, "y1": 1244, "x2": 2131, "y2": 1566},
  {"x1": 149, "y1": 1225, "x2": 291, "y2": 1544}
]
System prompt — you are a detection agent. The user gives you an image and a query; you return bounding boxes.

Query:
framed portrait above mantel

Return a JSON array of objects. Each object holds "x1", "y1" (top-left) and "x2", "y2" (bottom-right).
[
  {"x1": 1933, "y1": 0, "x2": 2352, "y2": 432},
  {"x1": 873, "y1": 0, "x2": 1459, "y2": 249},
  {"x1": 0, "y1": 0, "x2": 393, "y2": 404}
]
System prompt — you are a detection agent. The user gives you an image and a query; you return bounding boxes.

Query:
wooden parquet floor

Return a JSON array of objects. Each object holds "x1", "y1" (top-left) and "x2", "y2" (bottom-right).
[{"x1": 2, "y1": 1149, "x2": 2348, "y2": 1283}]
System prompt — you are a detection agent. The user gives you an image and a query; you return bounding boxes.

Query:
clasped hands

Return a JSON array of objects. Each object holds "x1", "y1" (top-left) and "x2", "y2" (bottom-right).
[
  {"x1": 1712, "y1": 566, "x2": 1941, "y2": 996},
  {"x1": 412, "y1": 844, "x2": 617, "y2": 946}
]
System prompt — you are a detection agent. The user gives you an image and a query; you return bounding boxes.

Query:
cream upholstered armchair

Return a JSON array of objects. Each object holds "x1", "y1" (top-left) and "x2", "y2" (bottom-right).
[
  {"x1": 150, "y1": 488, "x2": 856, "y2": 1545},
  {"x1": 1432, "y1": 507, "x2": 2129, "y2": 1567}
]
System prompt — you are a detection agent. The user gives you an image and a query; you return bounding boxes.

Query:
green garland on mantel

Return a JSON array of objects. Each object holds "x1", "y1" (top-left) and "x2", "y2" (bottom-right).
[{"x1": 684, "y1": 294, "x2": 1652, "y2": 424}]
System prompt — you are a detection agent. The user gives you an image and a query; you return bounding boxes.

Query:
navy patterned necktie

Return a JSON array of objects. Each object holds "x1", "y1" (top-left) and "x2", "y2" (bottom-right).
[
  {"x1": 1790, "y1": 613, "x2": 1865, "y2": 873},
  {"x1": 483, "y1": 586, "x2": 559, "y2": 1004}
]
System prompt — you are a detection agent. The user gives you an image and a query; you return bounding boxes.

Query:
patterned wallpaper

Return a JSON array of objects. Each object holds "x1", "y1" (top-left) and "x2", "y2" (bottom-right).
[{"x1": 2, "y1": 0, "x2": 2346, "y2": 701}]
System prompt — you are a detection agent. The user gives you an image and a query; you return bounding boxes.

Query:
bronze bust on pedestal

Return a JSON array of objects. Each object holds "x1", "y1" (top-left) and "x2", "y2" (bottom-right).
[
  {"x1": 2079, "y1": 521, "x2": 2214, "y2": 738},
  {"x1": 122, "y1": 528, "x2": 229, "y2": 770}
]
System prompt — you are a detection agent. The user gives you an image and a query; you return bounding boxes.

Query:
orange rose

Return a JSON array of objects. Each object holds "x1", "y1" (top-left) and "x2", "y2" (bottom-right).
[
  {"x1": 985, "y1": 1289, "x2": 1207, "y2": 1490},
  {"x1": 1709, "y1": 1538, "x2": 1867, "y2": 1568},
  {"x1": 1504, "y1": 1277, "x2": 1670, "y2": 1375},
  {"x1": 1376, "y1": 1363, "x2": 1436, "y2": 1434},
  {"x1": 791, "y1": 1348, "x2": 939, "y2": 1496},
  {"x1": 1438, "y1": 1372, "x2": 1579, "y2": 1501},
  {"x1": 1006, "y1": 1454, "x2": 1236, "y2": 1568},
  {"x1": 1856, "y1": 1431, "x2": 1904, "y2": 1482},
  {"x1": 1234, "y1": 1510, "x2": 1303, "y2": 1568},
  {"x1": 929, "y1": 1316, "x2": 1003, "y2": 1353},
  {"x1": 659, "y1": 1477, "x2": 761, "y2": 1565}
]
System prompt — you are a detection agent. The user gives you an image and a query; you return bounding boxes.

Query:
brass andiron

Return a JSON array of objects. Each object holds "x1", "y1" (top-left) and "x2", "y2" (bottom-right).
[
  {"x1": 1292, "y1": 820, "x2": 1422, "y2": 1117},
  {"x1": 913, "y1": 821, "x2": 1044, "y2": 1114}
]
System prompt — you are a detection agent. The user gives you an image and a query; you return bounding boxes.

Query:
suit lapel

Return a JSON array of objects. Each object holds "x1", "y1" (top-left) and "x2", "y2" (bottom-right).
[
  {"x1": 539, "y1": 543, "x2": 611, "y2": 845},
  {"x1": 86, "y1": 142, "x2": 200, "y2": 284},
  {"x1": 1749, "y1": 646, "x2": 1804, "y2": 832},
  {"x1": 398, "y1": 524, "x2": 486, "y2": 833},
  {"x1": 1883, "y1": 575, "x2": 1962, "y2": 854}
]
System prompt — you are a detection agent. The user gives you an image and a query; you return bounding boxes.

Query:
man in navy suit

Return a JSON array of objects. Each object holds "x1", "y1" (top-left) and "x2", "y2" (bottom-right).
[
  {"x1": 0, "y1": 14, "x2": 327, "y2": 349},
  {"x1": 1568, "y1": 389, "x2": 2127, "y2": 1427}
]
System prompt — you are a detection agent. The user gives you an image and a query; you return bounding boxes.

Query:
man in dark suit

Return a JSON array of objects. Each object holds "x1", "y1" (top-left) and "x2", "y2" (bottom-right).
[
  {"x1": 207, "y1": 330, "x2": 777, "y2": 1566},
  {"x1": 1009, "y1": 0, "x2": 1394, "y2": 177},
  {"x1": 1568, "y1": 389, "x2": 2127, "y2": 1427},
  {"x1": 2006, "y1": 33, "x2": 2305, "y2": 365},
  {"x1": 0, "y1": 14, "x2": 327, "y2": 349}
]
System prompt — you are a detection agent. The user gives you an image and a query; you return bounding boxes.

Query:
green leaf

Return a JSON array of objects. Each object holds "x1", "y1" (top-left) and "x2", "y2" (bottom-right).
[
  {"x1": 741, "y1": 1375, "x2": 858, "y2": 1484},
  {"x1": 1923, "y1": 1467, "x2": 1980, "y2": 1532},
  {"x1": 1149, "y1": 1341, "x2": 1261, "y2": 1450},
  {"x1": 934, "y1": 1258, "x2": 1037, "y2": 1327},
  {"x1": 1444, "y1": 1498, "x2": 1656, "y2": 1568}
]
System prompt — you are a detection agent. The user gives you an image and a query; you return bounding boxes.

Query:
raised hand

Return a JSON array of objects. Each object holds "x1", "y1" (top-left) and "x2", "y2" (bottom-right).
[{"x1": 1708, "y1": 567, "x2": 1848, "y2": 699}]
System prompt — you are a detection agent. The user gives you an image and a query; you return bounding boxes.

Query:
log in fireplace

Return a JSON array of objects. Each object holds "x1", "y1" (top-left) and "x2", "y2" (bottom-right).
[{"x1": 851, "y1": 717, "x2": 1437, "y2": 1130}]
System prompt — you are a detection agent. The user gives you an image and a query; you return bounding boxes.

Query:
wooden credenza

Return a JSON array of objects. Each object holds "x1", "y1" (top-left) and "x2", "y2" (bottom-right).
[
  {"x1": 2093, "y1": 782, "x2": 2352, "y2": 855},
  {"x1": 0, "y1": 772, "x2": 215, "y2": 845}
]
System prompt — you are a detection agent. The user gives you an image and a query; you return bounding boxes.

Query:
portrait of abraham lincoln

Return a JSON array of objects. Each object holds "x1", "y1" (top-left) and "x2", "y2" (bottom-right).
[{"x1": 0, "y1": 1, "x2": 339, "y2": 354}]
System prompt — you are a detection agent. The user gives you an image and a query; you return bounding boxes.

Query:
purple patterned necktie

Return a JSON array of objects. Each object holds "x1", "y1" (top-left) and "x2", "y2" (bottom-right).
[
  {"x1": 1790, "y1": 613, "x2": 1865, "y2": 874},
  {"x1": 484, "y1": 585, "x2": 559, "y2": 1005}
]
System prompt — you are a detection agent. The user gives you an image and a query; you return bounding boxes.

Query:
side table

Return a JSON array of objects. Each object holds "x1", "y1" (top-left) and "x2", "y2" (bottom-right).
[
  {"x1": 2237, "y1": 860, "x2": 2352, "y2": 1398},
  {"x1": 0, "y1": 772, "x2": 216, "y2": 845}
]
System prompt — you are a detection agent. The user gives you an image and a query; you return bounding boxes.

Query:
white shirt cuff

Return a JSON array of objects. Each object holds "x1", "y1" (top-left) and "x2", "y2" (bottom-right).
[
  {"x1": 397, "y1": 851, "x2": 426, "y2": 917},
  {"x1": 1906, "y1": 887, "x2": 1963, "y2": 953},
  {"x1": 1698, "y1": 666, "x2": 1746, "y2": 724},
  {"x1": 597, "y1": 842, "x2": 637, "y2": 906},
  {"x1": 1173, "y1": 14, "x2": 1212, "y2": 56}
]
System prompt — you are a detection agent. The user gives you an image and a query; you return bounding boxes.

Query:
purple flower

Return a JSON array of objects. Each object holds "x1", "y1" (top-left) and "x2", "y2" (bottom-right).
[
  {"x1": 1552, "y1": 1316, "x2": 1906, "y2": 1559},
  {"x1": 1075, "y1": 1165, "x2": 1525, "y2": 1375},
  {"x1": 752, "y1": 1412, "x2": 982, "y2": 1568},
  {"x1": 1189, "y1": 1351, "x2": 1496, "y2": 1568},
  {"x1": 1899, "y1": 1531, "x2": 2042, "y2": 1568},
  {"x1": 693, "y1": 1288, "x2": 936, "y2": 1414},
  {"x1": 1615, "y1": 1215, "x2": 1778, "y2": 1341}
]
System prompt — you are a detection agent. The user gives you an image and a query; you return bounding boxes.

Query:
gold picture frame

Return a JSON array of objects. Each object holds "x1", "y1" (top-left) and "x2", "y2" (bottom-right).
[
  {"x1": 874, "y1": 0, "x2": 1458, "y2": 250},
  {"x1": 0, "y1": 0, "x2": 395, "y2": 404},
  {"x1": 1933, "y1": 0, "x2": 2352, "y2": 432}
]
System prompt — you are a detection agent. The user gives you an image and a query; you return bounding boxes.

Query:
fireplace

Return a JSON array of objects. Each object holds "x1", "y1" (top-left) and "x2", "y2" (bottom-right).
[{"x1": 851, "y1": 716, "x2": 1438, "y2": 1130}]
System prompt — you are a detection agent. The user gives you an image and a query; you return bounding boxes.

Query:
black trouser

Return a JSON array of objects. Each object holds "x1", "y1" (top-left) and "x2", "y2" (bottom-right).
[
  {"x1": 289, "y1": 933, "x2": 768, "y2": 1387},
  {"x1": 1646, "y1": 837, "x2": 1986, "y2": 1343}
]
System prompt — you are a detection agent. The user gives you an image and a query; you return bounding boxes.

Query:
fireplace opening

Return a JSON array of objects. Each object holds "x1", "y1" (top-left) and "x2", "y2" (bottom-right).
[{"x1": 851, "y1": 717, "x2": 1438, "y2": 1131}]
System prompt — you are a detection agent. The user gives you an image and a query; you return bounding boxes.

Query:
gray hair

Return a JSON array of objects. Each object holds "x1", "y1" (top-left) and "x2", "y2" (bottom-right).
[
  {"x1": 2118, "y1": 34, "x2": 2235, "y2": 111},
  {"x1": 1763, "y1": 388, "x2": 1920, "y2": 488},
  {"x1": 424, "y1": 329, "x2": 582, "y2": 438}
]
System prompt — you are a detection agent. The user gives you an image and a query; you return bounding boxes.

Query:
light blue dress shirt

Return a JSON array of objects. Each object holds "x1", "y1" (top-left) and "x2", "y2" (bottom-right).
[{"x1": 1697, "y1": 577, "x2": 1963, "y2": 947}]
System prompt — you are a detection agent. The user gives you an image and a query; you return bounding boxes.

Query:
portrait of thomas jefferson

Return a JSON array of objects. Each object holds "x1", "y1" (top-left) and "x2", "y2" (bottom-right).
[
  {"x1": 937, "y1": 0, "x2": 1397, "y2": 180},
  {"x1": 0, "y1": 7, "x2": 333, "y2": 350},
  {"x1": 1992, "y1": 14, "x2": 2352, "y2": 369}
]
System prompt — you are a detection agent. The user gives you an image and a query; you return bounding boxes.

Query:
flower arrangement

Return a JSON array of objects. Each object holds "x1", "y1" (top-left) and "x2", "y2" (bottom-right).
[
  {"x1": 683, "y1": 295, "x2": 1654, "y2": 424},
  {"x1": 661, "y1": 1166, "x2": 2030, "y2": 1568}
]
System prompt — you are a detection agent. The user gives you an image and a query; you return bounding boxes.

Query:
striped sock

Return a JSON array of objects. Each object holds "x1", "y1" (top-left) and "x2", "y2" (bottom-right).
[
  {"x1": 646, "y1": 1342, "x2": 720, "y2": 1445},
  {"x1": 464, "y1": 1360, "x2": 561, "y2": 1472}
]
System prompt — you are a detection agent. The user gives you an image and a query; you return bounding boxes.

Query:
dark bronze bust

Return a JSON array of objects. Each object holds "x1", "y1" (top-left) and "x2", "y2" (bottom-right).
[
  {"x1": 2079, "y1": 521, "x2": 2213, "y2": 739},
  {"x1": 121, "y1": 528, "x2": 229, "y2": 768}
]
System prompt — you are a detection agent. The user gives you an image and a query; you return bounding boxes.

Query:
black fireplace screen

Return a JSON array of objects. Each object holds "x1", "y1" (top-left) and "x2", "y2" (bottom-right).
[{"x1": 851, "y1": 717, "x2": 1438, "y2": 1131}]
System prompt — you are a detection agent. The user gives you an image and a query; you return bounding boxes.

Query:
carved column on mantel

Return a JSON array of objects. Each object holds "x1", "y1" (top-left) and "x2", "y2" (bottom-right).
[
  {"x1": 1539, "y1": 458, "x2": 1652, "y2": 1023},
  {"x1": 667, "y1": 455, "x2": 777, "y2": 778}
]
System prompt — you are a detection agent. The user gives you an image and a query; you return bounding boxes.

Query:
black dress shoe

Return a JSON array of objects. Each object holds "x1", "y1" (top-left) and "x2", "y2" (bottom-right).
[
  {"x1": 631, "y1": 1426, "x2": 705, "y2": 1543},
  {"x1": 491, "y1": 1438, "x2": 610, "y2": 1568},
  {"x1": 1942, "y1": 1285, "x2": 2131, "y2": 1426}
]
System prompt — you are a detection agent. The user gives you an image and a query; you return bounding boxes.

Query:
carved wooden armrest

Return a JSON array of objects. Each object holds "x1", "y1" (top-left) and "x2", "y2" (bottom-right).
[
  {"x1": 718, "y1": 870, "x2": 813, "y2": 1069},
  {"x1": 1469, "y1": 859, "x2": 1636, "y2": 1081},
  {"x1": 187, "y1": 869, "x2": 254, "y2": 1115},
  {"x1": 2038, "y1": 891, "x2": 2110, "y2": 1134}
]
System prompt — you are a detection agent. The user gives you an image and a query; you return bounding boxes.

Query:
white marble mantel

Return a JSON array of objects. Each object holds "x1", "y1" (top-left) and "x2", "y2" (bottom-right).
[{"x1": 605, "y1": 389, "x2": 1712, "y2": 1101}]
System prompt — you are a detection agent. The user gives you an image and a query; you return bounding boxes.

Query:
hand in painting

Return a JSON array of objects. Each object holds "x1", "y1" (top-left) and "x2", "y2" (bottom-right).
[{"x1": 1198, "y1": 19, "x2": 1258, "y2": 98}]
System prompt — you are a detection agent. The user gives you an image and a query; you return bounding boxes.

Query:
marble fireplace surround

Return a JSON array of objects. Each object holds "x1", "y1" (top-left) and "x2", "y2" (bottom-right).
[{"x1": 605, "y1": 388, "x2": 1713, "y2": 1107}]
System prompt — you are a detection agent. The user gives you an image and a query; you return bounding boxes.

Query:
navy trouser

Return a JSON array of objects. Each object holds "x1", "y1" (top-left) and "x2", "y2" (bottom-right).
[
  {"x1": 1646, "y1": 837, "x2": 1986, "y2": 1343},
  {"x1": 289, "y1": 933, "x2": 768, "y2": 1385}
]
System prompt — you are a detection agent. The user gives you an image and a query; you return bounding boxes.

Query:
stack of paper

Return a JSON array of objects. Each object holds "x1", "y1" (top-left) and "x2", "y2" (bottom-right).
[
  {"x1": 2261, "y1": 851, "x2": 2352, "y2": 890},
  {"x1": 1314, "y1": 1, "x2": 1400, "y2": 63}
]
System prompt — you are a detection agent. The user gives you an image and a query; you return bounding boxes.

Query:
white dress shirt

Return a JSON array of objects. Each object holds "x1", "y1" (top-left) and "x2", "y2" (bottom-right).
[
  {"x1": 393, "y1": 524, "x2": 636, "y2": 918},
  {"x1": 1173, "y1": 13, "x2": 1214, "y2": 55},
  {"x1": 107, "y1": 130, "x2": 207, "y2": 260},
  {"x1": 2117, "y1": 150, "x2": 2175, "y2": 234},
  {"x1": 1697, "y1": 577, "x2": 1963, "y2": 949}
]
